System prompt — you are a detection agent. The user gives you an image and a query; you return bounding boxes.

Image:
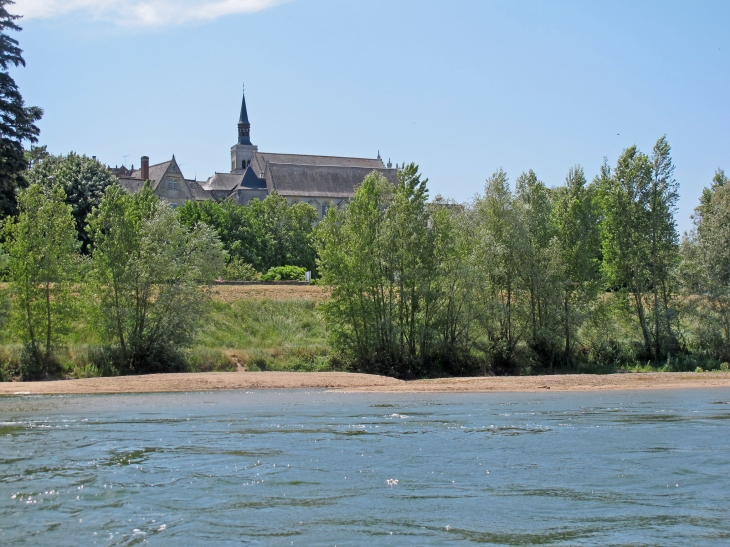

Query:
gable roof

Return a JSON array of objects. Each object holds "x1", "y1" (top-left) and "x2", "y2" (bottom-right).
[
  {"x1": 201, "y1": 172, "x2": 244, "y2": 192},
  {"x1": 130, "y1": 160, "x2": 173, "y2": 190},
  {"x1": 267, "y1": 164, "x2": 397, "y2": 198},
  {"x1": 252, "y1": 152, "x2": 384, "y2": 176}
]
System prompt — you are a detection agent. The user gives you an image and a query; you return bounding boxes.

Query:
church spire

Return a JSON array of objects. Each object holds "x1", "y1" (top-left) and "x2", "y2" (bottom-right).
[{"x1": 237, "y1": 84, "x2": 252, "y2": 145}]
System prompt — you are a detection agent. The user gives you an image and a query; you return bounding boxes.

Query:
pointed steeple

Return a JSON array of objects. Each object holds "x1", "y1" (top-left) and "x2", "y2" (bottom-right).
[{"x1": 238, "y1": 84, "x2": 252, "y2": 145}]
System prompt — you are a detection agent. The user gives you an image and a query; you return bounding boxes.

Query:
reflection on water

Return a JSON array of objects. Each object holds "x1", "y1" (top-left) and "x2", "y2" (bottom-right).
[{"x1": 1, "y1": 388, "x2": 729, "y2": 546}]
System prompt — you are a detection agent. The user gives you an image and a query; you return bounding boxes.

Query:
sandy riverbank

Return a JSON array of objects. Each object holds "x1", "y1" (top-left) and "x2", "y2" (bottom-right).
[{"x1": 2, "y1": 371, "x2": 730, "y2": 395}]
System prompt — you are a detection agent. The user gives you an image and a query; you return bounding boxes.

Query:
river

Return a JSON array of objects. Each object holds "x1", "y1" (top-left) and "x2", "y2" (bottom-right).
[{"x1": 1, "y1": 388, "x2": 729, "y2": 546}]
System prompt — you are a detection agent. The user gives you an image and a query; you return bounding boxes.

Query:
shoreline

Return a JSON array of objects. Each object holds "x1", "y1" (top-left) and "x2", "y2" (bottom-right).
[{"x1": 1, "y1": 371, "x2": 730, "y2": 395}]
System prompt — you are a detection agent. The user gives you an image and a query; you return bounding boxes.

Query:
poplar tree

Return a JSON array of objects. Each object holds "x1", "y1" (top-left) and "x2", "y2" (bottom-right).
[
  {"x1": 599, "y1": 138, "x2": 679, "y2": 361},
  {"x1": 682, "y1": 168, "x2": 730, "y2": 360},
  {"x1": 473, "y1": 169, "x2": 527, "y2": 373},
  {"x1": 600, "y1": 146, "x2": 654, "y2": 356},
  {"x1": 3, "y1": 183, "x2": 78, "y2": 378},
  {"x1": 515, "y1": 170, "x2": 557, "y2": 356},
  {"x1": 88, "y1": 185, "x2": 225, "y2": 373},
  {"x1": 551, "y1": 165, "x2": 600, "y2": 361}
]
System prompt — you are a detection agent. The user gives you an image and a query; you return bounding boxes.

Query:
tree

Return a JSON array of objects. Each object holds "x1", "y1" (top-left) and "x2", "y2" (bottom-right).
[
  {"x1": 178, "y1": 193, "x2": 318, "y2": 274},
  {"x1": 473, "y1": 169, "x2": 528, "y2": 373},
  {"x1": 599, "y1": 138, "x2": 679, "y2": 361},
  {"x1": 551, "y1": 165, "x2": 601, "y2": 362},
  {"x1": 681, "y1": 168, "x2": 730, "y2": 360},
  {"x1": 88, "y1": 185, "x2": 225, "y2": 373},
  {"x1": 514, "y1": 169, "x2": 559, "y2": 359},
  {"x1": 316, "y1": 165, "x2": 440, "y2": 377},
  {"x1": 3, "y1": 183, "x2": 79, "y2": 378},
  {"x1": 26, "y1": 152, "x2": 118, "y2": 252},
  {"x1": 0, "y1": 1, "x2": 43, "y2": 218}
]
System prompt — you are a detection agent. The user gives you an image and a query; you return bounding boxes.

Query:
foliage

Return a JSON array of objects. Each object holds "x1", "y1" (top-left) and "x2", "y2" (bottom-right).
[
  {"x1": 2, "y1": 183, "x2": 79, "y2": 378},
  {"x1": 317, "y1": 165, "x2": 470, "y2": 378},
  {"x1": 0, "y1": 1, "x2": 43, "y2": 218},
  {"x1": 679, "y1": 168, "x2": 730, "y2": 361},
  {"x1": 178, "y1": 192, "x2": 318, "y2": 273},
  {"x1": 597, "y1": 137, "x2": 679, "y2": 362},
  {"x1": 224, "y1": 258, "x2": 260, "y2": 281},
  {"x1": 87, "y1": 185, "x2": 225, "y2": 373},
  {"x1": 26, "y1": 152, "x2": 118, "y2": 252},
  {"x1": 261, "y1": 265, "x2": 306, "y2": 281}
]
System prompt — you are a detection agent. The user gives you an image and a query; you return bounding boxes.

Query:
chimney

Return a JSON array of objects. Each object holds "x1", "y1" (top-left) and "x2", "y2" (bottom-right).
[{"x1": 141, "y1": 156, "x2": 150, "y2": 181}]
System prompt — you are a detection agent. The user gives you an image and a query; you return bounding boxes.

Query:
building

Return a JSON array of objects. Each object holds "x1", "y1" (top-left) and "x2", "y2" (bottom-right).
[{"x1": 114, "y1": 87, "x2": 397, "y2": 216}]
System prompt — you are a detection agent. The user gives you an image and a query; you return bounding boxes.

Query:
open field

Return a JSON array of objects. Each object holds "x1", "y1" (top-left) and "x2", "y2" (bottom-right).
[
  {"x1": 211, "y1": 283, "x2": 329, "y2": 303},
  {"x1": 2, "y1": 371, "x2": 730, "y2": 395}
]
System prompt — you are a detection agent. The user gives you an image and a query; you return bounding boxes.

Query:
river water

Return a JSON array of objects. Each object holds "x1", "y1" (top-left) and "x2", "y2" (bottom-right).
[{"x1": 1, "y1": 388, "x2": 729, "y2": 546}]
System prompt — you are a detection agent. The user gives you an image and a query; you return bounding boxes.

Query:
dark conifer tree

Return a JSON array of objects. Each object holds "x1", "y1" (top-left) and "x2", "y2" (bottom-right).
[{"x1": 0, "y1": 0, "x2": 42, "y2": 218}]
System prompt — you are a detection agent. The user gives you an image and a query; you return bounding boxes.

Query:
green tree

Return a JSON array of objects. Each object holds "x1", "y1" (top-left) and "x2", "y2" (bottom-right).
[
  {"x1": 316, "y1": 165, "x2": 438, "y2": 377},
  {"x1": 3, "y1": 183, "x2": 79, "y2": 378},
  {"x1": 551, "y1": 165, "x2": 601, "y2": 362},
  {"x1": 88, "y1": 185, "x2": 225, "y2": 373},
  {"x1": 178, "y1": 193, "x2": 318, "y2": 274},
  {"x1": 0, "y1": 1, "x2": 43, "y2": 218},
  {"x1": 514, "y1": 169, "x2": 559, "y2": 359},
  {"x1": 599, "y1": 139, "x2": 679, "y2": 361},
  {"x1": 681, "y1": 168, "x2": 730, "y2": 360},
  {"x1": 473, "y1": 169, "x2": 528, "y2": 374},
  {"x1": 26, "y1": 152, "x2": 118, "y2": 252}
]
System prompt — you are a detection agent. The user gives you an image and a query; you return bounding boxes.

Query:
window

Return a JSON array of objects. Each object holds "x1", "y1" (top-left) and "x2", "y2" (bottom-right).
[
  {"x1": 173, "y1": 180, "x2": 178, "y2": 190},
  {"x1": 167, "y1": 180, "x2": 173, "y2": 190},
  {"x1": 321, "y1": 203, "x2": 330, "y2": 218}
]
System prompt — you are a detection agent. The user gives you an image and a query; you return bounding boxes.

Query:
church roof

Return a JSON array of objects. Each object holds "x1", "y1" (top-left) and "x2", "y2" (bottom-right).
[
  {"x1": 266, "y1": 163, "x2": 397, "y2": 198},
  {"x1": 251, "y1": 152, "x2": 384, "y2": 175},
  {"x1": 202, "y1": 172, "x2": 244, "y2": 192},
  {"x1": 239, "y1": 87, "x2": 250, "y2": 124},
  {"x1": 186, "y1": 179, "x2": 211, "y2": 201},
  {"x1": 240, "y1": 166, "x2": 266, "y2": 189}
]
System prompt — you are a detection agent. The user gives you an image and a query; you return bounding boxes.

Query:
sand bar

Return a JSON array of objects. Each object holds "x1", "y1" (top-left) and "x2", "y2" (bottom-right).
[{"x1": 1, "y1": 371, "x2": 730, "y2": 395}]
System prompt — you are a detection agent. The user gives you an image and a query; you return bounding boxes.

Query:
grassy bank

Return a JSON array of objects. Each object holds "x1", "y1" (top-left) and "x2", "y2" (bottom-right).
[{"x1": 0, "y1": 285, "x2": 330, "y2": 380}]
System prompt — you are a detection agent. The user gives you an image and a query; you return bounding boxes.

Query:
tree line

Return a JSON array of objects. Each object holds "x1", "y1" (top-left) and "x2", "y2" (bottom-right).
[{"x1": 316, "y1": 140, "x2": 730, "y2": 378}]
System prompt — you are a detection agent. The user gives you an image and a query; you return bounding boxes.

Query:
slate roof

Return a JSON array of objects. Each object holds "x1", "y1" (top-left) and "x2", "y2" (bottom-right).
[
  {"x1": 251, "y1": 152, "x2": 384, "y2": 177},
  {"x1": 187, "y1": 180, "x2": 211, "y2": 201},
  {"x1": 129, "y1": 160, "x2": 172, "y2": 190},
  {"x1": 117, "y1": 177, "x2": 146, "y2": 194},
  {"x1": 266, "y1": 164, "x2": 397, "y2": 198},
  {"x1": 202, "y1": 172, "x2": 244, "y2": 192}
]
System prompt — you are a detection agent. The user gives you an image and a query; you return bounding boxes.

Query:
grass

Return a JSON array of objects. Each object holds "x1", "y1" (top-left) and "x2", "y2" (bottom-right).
[
  {"x1": 195, "y1": 299, "x2": 331, "y2": 372},
  {"x1": 0, "y1": 290, "x2": 331, "y2": 380}
]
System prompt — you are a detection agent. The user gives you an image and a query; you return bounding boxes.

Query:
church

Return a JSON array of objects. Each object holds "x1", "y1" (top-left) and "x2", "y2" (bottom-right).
[{"x1": 114, "y1": 88, "x2": 398, "y2": 218}]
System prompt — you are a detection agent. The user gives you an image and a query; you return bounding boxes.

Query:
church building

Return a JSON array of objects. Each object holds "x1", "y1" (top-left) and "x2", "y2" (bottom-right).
[{"x1": 114, "y1": 88, "x2": 397, "y2": 218}]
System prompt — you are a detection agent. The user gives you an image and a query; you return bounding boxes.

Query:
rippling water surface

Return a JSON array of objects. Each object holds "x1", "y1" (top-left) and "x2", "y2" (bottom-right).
[{"x1": 1, "y1": 388, "x2": 730, "y2": 546}]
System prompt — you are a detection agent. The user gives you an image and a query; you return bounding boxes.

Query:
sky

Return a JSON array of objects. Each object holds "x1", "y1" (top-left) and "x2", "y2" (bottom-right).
[{"x1": 9, "y1": 0, "x2": 730, "y2": 233}]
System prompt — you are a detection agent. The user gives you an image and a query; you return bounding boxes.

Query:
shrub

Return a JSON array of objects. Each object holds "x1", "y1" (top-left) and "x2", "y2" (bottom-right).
[
  {"x1": 224, "y1": 258, "x2": 260, "y2": 281},
  {"x1": 721, "y1": 362, "x2": 729, "y2": 371},
  {"x1": 261, "y1": 265, "x2": 307, "y2": 281},
  {"x1": 187, "y1": 348, "x2": 236, "y2": 372},
  {"x1": 695, "y1": 366, "x2": 704, "y2": 373}
]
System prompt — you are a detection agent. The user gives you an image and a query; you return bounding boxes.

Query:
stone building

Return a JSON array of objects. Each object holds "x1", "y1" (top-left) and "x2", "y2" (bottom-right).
[{"x1": 114, "y1": 87, "x2": 397, "y2": 217}]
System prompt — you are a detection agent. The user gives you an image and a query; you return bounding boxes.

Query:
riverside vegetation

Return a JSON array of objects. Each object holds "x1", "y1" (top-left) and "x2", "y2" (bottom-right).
[
  {"x1": 2, "y1": 140, "x2": 730, "y2": 380},
  {"x1": 0, "y1": 4, "x2": 728, "y2": 381}
]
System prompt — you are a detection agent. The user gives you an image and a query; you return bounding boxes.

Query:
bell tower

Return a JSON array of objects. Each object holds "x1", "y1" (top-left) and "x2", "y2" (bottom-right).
[{"x1": 231, "y1": 84, "x2": 258, "y2": 174}]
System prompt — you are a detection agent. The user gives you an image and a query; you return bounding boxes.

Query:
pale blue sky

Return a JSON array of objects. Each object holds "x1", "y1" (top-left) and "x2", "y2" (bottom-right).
[{"x1": 10, "y1": 0, "x2": 730, "y2": 233}]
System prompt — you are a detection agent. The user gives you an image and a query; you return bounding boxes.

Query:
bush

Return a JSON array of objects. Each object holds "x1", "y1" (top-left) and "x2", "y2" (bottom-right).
[
  {"x1": 19, "y1": 343, "x2": 61, "y2": 380},
  {"x1": 187, "y1": 348, "x2": 236, "y2": 372},
  {"x1": 224, "y1": 258, "x2": 261, "y2": 281},
  {"x1": 261, "y1": 265, "x2": 307, "y2": 281},
  {"x1": 721, "y1": 362, "x2": 729, "y2": 371}
]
